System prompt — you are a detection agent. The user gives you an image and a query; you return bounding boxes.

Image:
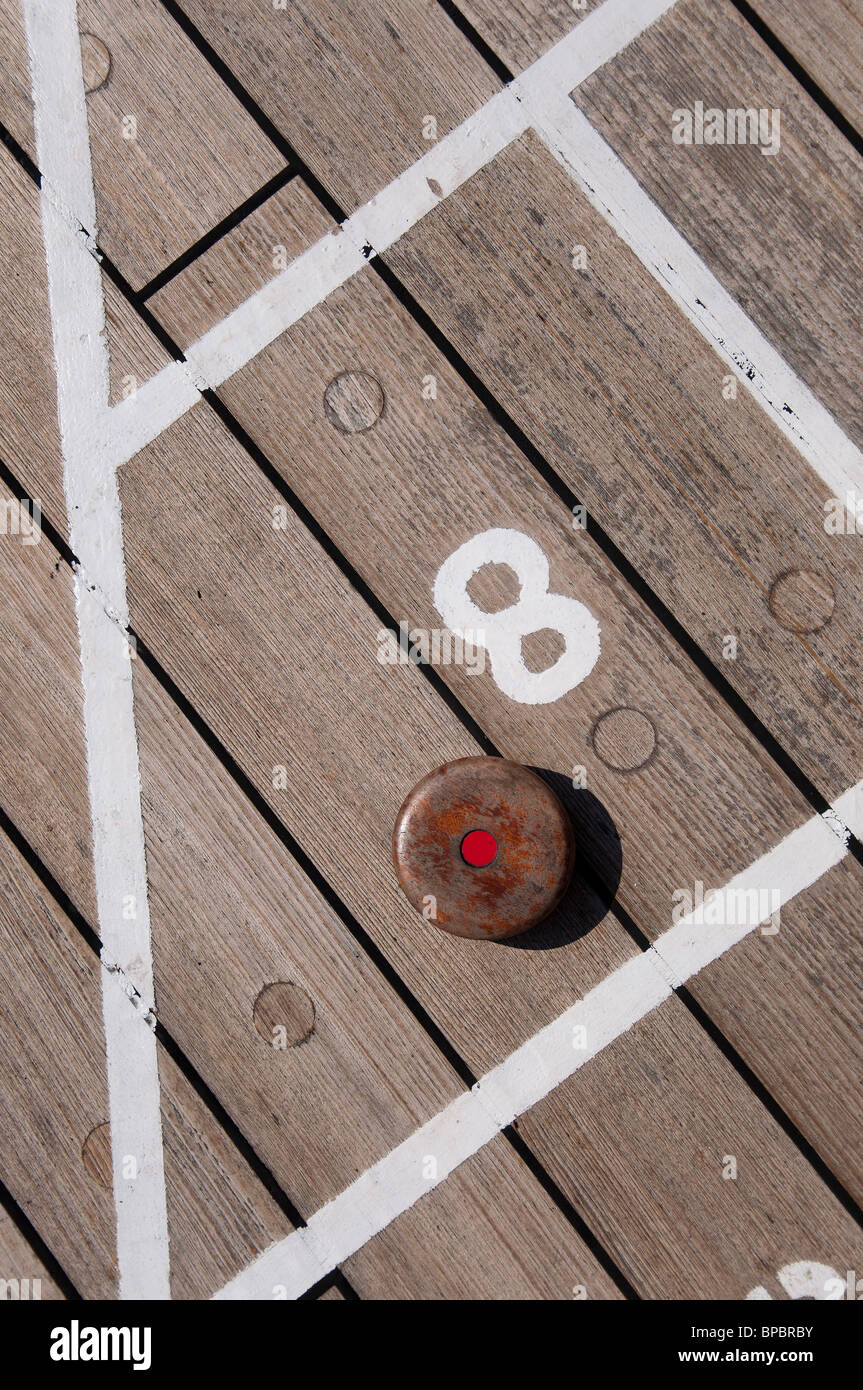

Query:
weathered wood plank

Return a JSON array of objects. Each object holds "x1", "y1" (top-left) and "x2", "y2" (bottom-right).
[
  {"x1": 0, "y1": 484, "x2": 96, "y2": 921},
  {"x1": 0, "y1": 122, "x2": 622, "y2": 1293},
  {"x1": 572, "y1": 0, "x2": 863, "y2": 465},
  {"x1": 151, "y1": 0, "x2": 863, "y2": 804},
  {"x1": 751, "y1": 0, "x2": 863, "y2": 134},
  {"x1": 106, "y1": 275, "x2": 175, "y2": 405},
  {"x1": 0, "y1": 490, "x2": 615, "y2": 1301},
  {"x1": 345, "y1": 1129, "x2": 626, "y2": 1299},
  {"x1": 521, "y1": 996, "x2": 862, "y2": 1299},
  {"x1": 136, "y1": 661, "x2": 463, "y2": 1210},
  {"x1": 383, "y1": 128, "x2": 863, "y2": 804},
  {"x1": 133, "y1": 545, "x2": 624, "y2": 1301},
  {"x1": 150, "y1": 183, "x2": 863, "y2": 1172},
  {"x1": 0, "y1": 149, "x2": 68, "y2": 529},
  {"x1": 691, "y1": 857, "x2": 863, "y2": 1208},
  {"x1": 0, "y1": 1208, "x2": 64, "y2": 1300},
  {"x1": 3, "y1": 0, "x2": 859, "y2": 1294},
  {"x1": 176, "y1": 0, "x2": 499, "y2": 211},
  {"x1": 344, "y1": 1132, "x2": 601, "y2": 1300},
  {"x1": 0, "y1": 0, "x2": 282, "y2": 288},
  {"x1": 460, "y1": 0, "x2": 598, "y2": 71},
  {"x1": 6, "y1": 202, "x2": 856, "y2": 1301},
  {"x1": 149, "y1": 179, "x2": 334, "y2": 332},
  {"x1": 457, "y1": 0, "x2": 863, "y2": 135},
  {"x1": 114, "y1": 389, "x2": 861, "y2": 1293},
  {"x1": 118, "y1": 402, "x2": 656, "y2": 1064},
  {"x1": 0, "y1": 818, "x2": 292, "y2": 1298},
  {"x1": 0, "y1": 144, "x2": 184, "y2": 529}
]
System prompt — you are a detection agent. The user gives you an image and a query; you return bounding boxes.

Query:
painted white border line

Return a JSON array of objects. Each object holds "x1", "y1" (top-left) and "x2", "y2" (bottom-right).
[
  {"x1": 106, "y1": 0, "x2": 677, "y2": 470},
  {"x1": 23, "y1": 0, "x2": 170, "y2": 1299},
  {"x1": 103, "y1": 0, "x2": 863, "y2": 517},
  {"x1": 22, "y1": 0, "x2": 862, "y2": 1305},
  {"x1": 20, "y1": 0, "x2": 678, "y2": 1302},
  {"x1": 215, "y1": 786, "x2": 856, "y2": 1299},
  {"x1": 531, "y1": 97, "x2": 863, "y2": 504}
]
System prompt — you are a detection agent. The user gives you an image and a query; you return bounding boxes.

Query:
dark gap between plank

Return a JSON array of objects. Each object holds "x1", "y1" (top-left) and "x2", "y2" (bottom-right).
[
  {"x1": 151, "y1": 2, "x2": 863, "y2": 864},
  {"x1": 0, "y1": 1170, "x2": 82, "y2": 1300},
  {"x1": 138, "y1": 166, "x2": 296, "y2": 301},
  {"x1": 0, "y1": 428, "x2": 634, "y2": 1291},
  {"x1": 0, "y1": 792, "x2": 309, "y2": 1238},
  {"x1": 731, "y1": 0, "x2": 863, "y2": 159},
  {"x1": 434, "y1": 0, "x2": 515, "y2": 83},
  {"x1": 5, "y1": 3, "x2": 861, "y2": 1270}
]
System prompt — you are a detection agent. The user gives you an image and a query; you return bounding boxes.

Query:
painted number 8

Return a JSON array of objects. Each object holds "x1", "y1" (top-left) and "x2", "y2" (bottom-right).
[{"x1": 433, "y1": 528, "x2": 600, "y2": 705}]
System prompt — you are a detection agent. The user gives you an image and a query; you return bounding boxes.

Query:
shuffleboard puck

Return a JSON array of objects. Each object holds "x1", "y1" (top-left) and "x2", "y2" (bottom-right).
[{"x1": 392, "y1": 757, "x2": 575, "y2": 940}]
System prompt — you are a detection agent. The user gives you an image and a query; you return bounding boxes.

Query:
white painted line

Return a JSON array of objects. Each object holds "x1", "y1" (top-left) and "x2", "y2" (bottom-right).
[
  {"x1": 23, "y1": 0, "x2": 170, "y2": 1300},
  {"x1": 531, "y1": 97, "x2": 863, "y2": 506},
  {"x1": 349, "y1": 88, "x2": 526, "y2": 255},
  {"x1": 834, "y1": 780, "x2": 863, "y2": 842},
  {"x1": 513, "y1": 0, "x2": 676, "y2": 105},
  {"x1": 109, "y1": 0, "x2": 678, "y2": 466},
  {"x1": 19, "y1": 0, "x2": 679, "y2": 1298},
  {"x1": 107, "y1": 0, "x2": 863, "y2": 518},
  {"x1": 215, "y1": 781, "x2": 859, "y2": 1299},
  {"x1": 651, "y1": 807, "x2": 848, "y2": 989},
  {"x1": 107, "y1": 360, "x2": 205, "y2": 475},
  {"x1": 19, "y1": 2, "x2": 110, "y2": 488},
  {"x1": 21, "y1": 0, "x2": 858, "y2": 1305},
  {"x1": 181, "y1": 224, "x2": 368, "y2": 390}
]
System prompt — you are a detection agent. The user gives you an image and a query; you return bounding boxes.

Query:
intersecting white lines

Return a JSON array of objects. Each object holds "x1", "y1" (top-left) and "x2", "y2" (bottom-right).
[
  {"x1": 106, "y1": 0, "x2": 678, "y2": 469},
  {"x1": 22, "y1": 0, "x2": 863, "y2": 1303},
  {"x1": 23, "y1": 0, "x2": 170, "y2": 1299},
  {"x1": 215, "y1": 787, "x2": 858, "y2": 1298}
]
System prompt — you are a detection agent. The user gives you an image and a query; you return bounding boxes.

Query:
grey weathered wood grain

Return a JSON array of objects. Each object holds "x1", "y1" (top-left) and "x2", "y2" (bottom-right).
[
  {"x1": 178, "y1": 0, "x2": 500, "y2": 212},
  {"x1": 149, "y1": 179, "x2": 334, "y2": 332},
  {"x1": 148, "y1": 179, "x2": 863, "y2": 1211},
  {"x1": 4, "y1": 0, "x2": 860, "y2": 1295},
  {"x1": 112, "y1": 381, "x2": 861, "y2": 1293},
  {"x1": 159, "y1": 0, "x2": 863, "y2": 804},
  {"x1": 573, "y1": 0, "x2": 863, "y2": 467},
  {"x1": 521, "y1": 994, "x2": 861, "y2": 1299},
  {"x1": 0, "y1": 144, "x2": 183, "y2": 529},
  {"x1": 0, "y1": 150, "x2": 68, "y2": 528},
  {"x1": 346, "y1": 1128, "x2": 626, "y2": 1299},
  {"x1": 691, "y1": 857, "x2": 863, "y2": 1207},
  {"x1": 0, "y1": 1207, "x2": 64, "y2": 1300},
  {"x1": 0, "y1": 506, "x2": 616, "y2": 1301},
  {"x1": 461, "y1": 0, "x2": 599, "y2": 71},
  {"x1": 384, "y1": 128, "x2": 863, "y2": 804},
  {"x1": 0, "y1": 817, "x2": 293, "y2": 1298},
  {"x1": 0, "y1": 488, "x2": 96, "y2": 919},
  {"x1": 752, "y1": 0, "x2": 863, "y2": 134},
  {"x1": 0, "y1": 134, "x2": 626, "y2": 1296},
  {"x1": 0, "y1": 0, "x2": 282, "y2": 288}
]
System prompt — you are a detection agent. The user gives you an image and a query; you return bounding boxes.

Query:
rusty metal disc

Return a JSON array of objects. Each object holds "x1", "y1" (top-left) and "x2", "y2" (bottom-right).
[{"x1": 392, "y1": 757, "x2": 575, "y2": 940}]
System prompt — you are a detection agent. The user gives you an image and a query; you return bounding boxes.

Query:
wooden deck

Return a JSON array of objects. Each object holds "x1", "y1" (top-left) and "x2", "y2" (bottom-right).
[{"x1": 0, "y1": 0, "x2": 861, "y2": 1303}]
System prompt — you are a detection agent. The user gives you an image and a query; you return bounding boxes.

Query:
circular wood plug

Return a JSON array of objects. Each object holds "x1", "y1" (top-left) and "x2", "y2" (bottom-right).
[{"x1": 393, "y1": 757, "x2": 575, "y2": 940}]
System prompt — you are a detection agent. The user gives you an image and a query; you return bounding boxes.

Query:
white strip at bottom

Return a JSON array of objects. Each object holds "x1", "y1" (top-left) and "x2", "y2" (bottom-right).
[
  {"x1": 215, "y1": 785, "x2": 856, "y2": 1299},
  {"x1": 100, "y1": 969, "x2": 169, "y2": 1300},
  {"x1": 76, "y1": 581, "x2": 170, "y2": 1300}
]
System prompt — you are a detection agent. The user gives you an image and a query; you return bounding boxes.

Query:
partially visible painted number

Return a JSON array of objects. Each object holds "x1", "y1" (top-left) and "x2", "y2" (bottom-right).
[
  {"x1": 433, "y1": 528, "x2": 600, "y2": 705},
  {"x1": 746, "y1": 1261, "x2": 842, "y2": 1300}
]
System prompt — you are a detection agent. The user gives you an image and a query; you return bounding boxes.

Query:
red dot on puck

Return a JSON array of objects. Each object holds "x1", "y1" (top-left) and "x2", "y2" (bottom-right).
[{"x1": 460, "y1": 829, "x2": 498, "y2": 867}]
